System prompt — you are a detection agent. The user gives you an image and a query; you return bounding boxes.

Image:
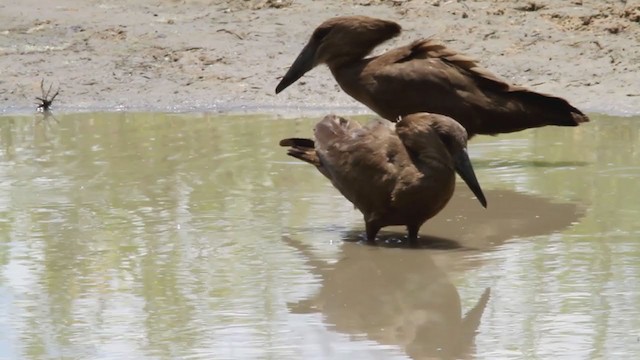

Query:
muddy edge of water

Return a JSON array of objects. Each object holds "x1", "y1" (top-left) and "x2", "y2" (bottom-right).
[{"x1": 1, "y1": 0, "x2": 639, "y2": 115}]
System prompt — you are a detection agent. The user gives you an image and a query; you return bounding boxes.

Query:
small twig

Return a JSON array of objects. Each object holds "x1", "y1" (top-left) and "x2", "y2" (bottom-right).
[
  {"x1": 216, "y1": 28, "x2": 244, "y2": 40},
  {"x1": 515, "y1": 2, "x2": 546, "y2": 12},
  {"x1": 483, "y1": 30, "x2": 497, "y2": 40},
  {"x1": 35, "y1": 78, "x2": 60, "y2": 112}
]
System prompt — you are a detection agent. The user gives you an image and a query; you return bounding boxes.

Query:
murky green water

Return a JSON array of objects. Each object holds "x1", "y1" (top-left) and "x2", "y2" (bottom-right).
[{"x1": 0, "y1": 112, "x2": 638, "y2": 359}]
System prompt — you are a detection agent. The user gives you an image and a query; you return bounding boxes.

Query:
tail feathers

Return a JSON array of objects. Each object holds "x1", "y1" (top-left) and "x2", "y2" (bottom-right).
[
  {"x1": 279, "y1": 137, "x2": 320, "y2": 167},
  {"x1": 287, "y1": 147, "x2": 321, "y2": 166},
  {"x1": 513, "y1": 90, "x2": 590, "y2": 127},
  {"x1": 279, "y1": 138, "x2": 315, "y2": 148},
  {"x1": 477, "y1": 90, "x2": 591, "y2": 135}
]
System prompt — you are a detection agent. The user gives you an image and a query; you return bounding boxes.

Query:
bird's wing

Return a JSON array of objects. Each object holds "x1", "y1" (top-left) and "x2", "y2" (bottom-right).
[
  {"x1": 314, "y1": 117, "x2": 402, "y2": 210},
  {"x1": 367, "y1": 39, "x2": 588, "y2": 133},
  {"x1": 315, "y1": 117, "x2": 395, "y2": 176},
  {"x1": 374, "y1": 38, "x2": 522, "y2": 92}
]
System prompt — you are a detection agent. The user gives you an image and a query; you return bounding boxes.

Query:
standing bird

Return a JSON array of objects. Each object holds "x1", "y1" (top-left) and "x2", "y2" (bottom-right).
[
  {"x1": 280, "y1": 113, "x2": 487, "y2": 244},
  {"x1": 275, "y1": 16, "x2": 589, "y2": 137}
]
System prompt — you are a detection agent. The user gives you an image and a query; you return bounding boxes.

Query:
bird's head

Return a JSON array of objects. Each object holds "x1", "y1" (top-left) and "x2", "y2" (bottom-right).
[{"x1": 275, "y1": 16, "x2": 401, "y2": 94}]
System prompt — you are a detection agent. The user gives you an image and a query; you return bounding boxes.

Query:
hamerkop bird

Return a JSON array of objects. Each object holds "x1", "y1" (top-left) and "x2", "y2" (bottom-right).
[
  {"x1": 280, "y1": 113, "x2": 487, "y2": 244},
  {"x1": 275, "y1": 16, "x2": 589, "y2": 136}
]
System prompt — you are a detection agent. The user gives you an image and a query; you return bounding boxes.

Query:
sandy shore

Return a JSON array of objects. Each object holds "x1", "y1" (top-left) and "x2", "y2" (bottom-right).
[{"x1": 1, "y1": 0, "x2": 639, "y2": 115}]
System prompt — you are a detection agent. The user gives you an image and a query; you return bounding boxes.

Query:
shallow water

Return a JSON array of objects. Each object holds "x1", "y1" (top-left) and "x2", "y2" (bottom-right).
[{"x1": 0, "y1": 112, "x2": 638, "y2": 359}]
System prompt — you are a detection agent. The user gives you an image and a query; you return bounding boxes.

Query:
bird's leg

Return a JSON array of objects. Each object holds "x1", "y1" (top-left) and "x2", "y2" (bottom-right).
[
  {"x1": 365, "y1": 221, "x2": 380, "y2": 244},
  {"x1": 407, "y1": 224, "x2": 419, "y2": 247}
]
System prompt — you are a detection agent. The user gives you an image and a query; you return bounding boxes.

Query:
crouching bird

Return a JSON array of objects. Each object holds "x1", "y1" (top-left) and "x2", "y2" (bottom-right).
[
  {"x1": 279, "y1": 113, "x2": 487, "y2": 245},
  {"x1": 275, "y1": 16, "x2": 589, "y2": 137}
]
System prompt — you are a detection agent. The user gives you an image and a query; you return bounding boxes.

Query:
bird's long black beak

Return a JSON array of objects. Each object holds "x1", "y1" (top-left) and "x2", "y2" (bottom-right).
[
  {"x1": 275, "y1": 42, "x2": 317, "y2": 94},
  {"x1": 454, "y1": 149, "x2": 487, "y2": 208}
]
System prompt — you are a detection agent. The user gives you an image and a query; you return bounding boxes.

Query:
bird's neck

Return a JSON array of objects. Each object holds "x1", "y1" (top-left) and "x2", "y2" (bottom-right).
[{"x1": 328, "y1": 57, "x2": 377, "y2": 108}]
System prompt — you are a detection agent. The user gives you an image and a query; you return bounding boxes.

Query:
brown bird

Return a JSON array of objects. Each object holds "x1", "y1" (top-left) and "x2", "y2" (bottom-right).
[
  {"x1": 280, "y1": 113, "x2": 487, "y2": 244},
  {"x1": 275, "y1": 16, "x2": 589, "y2": 137}
]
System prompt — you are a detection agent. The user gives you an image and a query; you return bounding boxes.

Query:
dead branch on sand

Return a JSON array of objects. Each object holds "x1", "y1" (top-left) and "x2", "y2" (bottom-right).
[{"x1": 35, "y1": 79, "x2": 60, "y2": 112}]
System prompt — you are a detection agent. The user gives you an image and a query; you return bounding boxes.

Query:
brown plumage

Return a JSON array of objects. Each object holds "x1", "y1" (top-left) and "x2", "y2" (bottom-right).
[
  {"x1": 280, "y1": 113, "x2": 487, "y2": 244},
  {"x1": 275, "y1": 16, "x2": 589, "y2": 137}
]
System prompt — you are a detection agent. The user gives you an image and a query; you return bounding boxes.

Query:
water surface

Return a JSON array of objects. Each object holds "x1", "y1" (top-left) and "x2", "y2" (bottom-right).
[{"x1": 0, "y1": 112, "x2": 638, "y2": 359}]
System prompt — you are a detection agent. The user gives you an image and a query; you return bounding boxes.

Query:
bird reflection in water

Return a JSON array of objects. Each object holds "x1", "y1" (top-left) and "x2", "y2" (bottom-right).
[
  {"x1": 283, "y1": 188, "x2": 584, "y2": 359},
  {"x1": 284, "y1": 235, "x2": 490, "y2": 360}
]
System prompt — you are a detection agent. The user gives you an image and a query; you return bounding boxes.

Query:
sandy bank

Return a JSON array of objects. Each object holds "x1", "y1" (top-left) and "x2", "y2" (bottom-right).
[{"x1": 1, "y1": 0, "x2": 638, "y2": 115}]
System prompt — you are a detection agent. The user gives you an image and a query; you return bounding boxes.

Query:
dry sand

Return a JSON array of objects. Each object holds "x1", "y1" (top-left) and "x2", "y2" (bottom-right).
[{"x1": 1, "y1": 0, "x2": 639, "y2": 115}]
